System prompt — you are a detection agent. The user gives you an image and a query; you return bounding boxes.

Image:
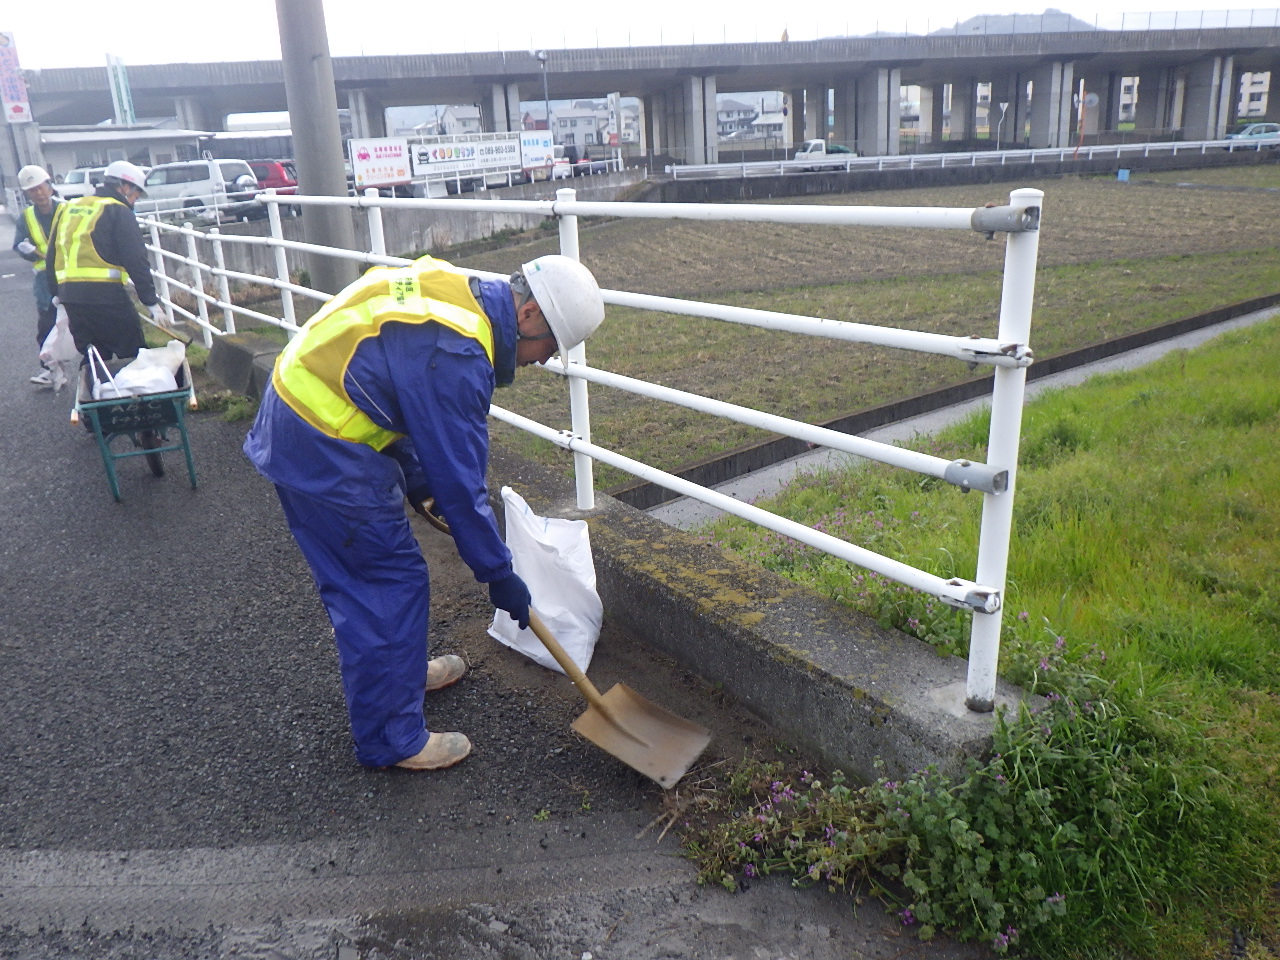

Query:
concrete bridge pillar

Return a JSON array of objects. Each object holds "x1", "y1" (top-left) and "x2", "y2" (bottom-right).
[
  {"x1": 174, "y1": 97, "x2": 223, "y2": 133},
  {"x1": 917, "y1": 84, "x2": 941, "y2": 149},
  {"x1": 1028, "y1": 60, "x2": 1074, "y2": 147},
  {"x1": 660, "y1": 75, "x2": 717, "y2": 164},
  {"x1": 1076, "y1": 73, "x2": 1120, "y2": 135},
  {"x1": 346, "y1": 88, "x2": 386, "y2": 140},
  {"x1": 833, "y1": 68, "x2": 901, "y2": 156},
  {"x1": 803, "y1": 85, "x2": 826, "y2": 140},
  {"x1": 988, "y1": 74, "x2": 1026, "y2": 147},
  {"x1": 948, "y1": 78, "x2": 978, "y2": 140},
  {"x1": 1182, "y1": 55, "x2": 1235, "y2": 139},
  {"x1": 483, "y1": 81, "x2": 523, "y2": 133},
  {"x1": 1134, "y1": 67, "x2": 1184, "y2": 136},
  {"x1": 787, "y1": 87, "x2": 806, "y2": 145},
  {"x1": 642, "y1": 92, "x2": 662, "y2": 154}
]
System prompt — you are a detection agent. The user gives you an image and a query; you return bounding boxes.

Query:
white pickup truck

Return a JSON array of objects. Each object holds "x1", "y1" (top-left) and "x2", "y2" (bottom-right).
[{"x1": 793, "y1": 139, "x2": 857, "y2": 164}]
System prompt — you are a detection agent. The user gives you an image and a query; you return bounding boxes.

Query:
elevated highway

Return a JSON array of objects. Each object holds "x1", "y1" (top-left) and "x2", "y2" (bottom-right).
[{"x1": 22, "y1": 27, "x2": 1280, "y2": 162}]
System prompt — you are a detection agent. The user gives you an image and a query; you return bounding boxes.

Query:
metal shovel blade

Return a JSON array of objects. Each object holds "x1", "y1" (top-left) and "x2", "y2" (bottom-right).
[{"x1": 571, "y1": 682, "x2": 712, "y2": 789}]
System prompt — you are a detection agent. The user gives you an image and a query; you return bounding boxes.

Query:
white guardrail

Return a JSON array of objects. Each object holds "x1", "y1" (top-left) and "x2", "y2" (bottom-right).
[
  {"x1": 140, "y1": 186, "x2": 1043, "y2": 712},
  {"x1": 668, "y1": 136, "x2": 1278, "y2": 179}
]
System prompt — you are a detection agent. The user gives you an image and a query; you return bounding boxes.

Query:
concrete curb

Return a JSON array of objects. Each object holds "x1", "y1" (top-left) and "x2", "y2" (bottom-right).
[{"x1": 486, "y1": 449, "x2": 1024, "y2": 780}]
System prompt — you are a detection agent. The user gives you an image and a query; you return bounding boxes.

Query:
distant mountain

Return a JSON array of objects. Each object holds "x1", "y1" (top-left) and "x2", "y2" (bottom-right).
[{"x1": 933, "y1": 8, "x2": 1100, "y2": 34}]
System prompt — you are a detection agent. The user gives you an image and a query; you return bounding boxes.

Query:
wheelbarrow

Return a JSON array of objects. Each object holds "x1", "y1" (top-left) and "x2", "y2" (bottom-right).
[{"x1": 72, "y1": 347, "x2": 199, "y2": 502}]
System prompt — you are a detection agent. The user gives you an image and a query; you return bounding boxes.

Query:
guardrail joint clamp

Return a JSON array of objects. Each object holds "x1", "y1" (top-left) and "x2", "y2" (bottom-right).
[
  {"x1": 944, "y1": 459, "x2": 1009, "y2": 495},
  {"x1": 971, "y1": 204, "x2": 1041, "y2": 237}
]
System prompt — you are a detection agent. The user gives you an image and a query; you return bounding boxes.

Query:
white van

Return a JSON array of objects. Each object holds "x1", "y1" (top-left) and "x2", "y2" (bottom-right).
[
  {"x1": 58, "y1": 166, "x2": 108, "y2": 199},
  {"x1": 137, "y1": 159, "x2": 262, "y2": 221}
]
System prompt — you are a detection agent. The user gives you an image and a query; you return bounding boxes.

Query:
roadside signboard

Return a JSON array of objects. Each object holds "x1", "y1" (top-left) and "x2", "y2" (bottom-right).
[
  {"x1": 520, "y1": 131, "x2": 554, "y2": 172},
  {"x1": 349, "y1": 137, "x2": 411, "y2": 189},
  {"x1": 411, "y1": 136, "x2": 521, "y2": 179},
  {"x1": 0, "y1": 32, "x2": 32, "y2": 124}
]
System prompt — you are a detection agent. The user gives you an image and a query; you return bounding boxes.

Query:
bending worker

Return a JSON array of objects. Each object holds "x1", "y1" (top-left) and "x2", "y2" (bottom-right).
[
  {"x1": 46, "y1": 159, "x2": 166, "y2": 361},
  {"x1": 11, "y1": 165, "x2": 64, "y2": 386},
  {"x1": 244, "y1": 254, "x2": 605, "y2": 772}
]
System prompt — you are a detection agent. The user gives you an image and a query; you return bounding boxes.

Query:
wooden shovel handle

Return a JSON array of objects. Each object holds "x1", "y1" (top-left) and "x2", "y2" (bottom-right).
[
  {"x1": 528, "y1": 608, "x2": 618, "y2": 721},
  {"x1": 417, "y1": 508, "x2": 624, "y2": 727}
]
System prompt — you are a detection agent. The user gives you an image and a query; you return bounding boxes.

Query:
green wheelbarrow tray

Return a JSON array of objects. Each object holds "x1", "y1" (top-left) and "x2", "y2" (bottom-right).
[{"x1": 73, "y1": 358, "x2": 200, "y2": 503}]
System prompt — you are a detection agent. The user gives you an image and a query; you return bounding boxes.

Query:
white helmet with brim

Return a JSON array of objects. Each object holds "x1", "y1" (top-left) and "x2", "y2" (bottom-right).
[
  {"x1": 104, "y1": 160, "x2": 148, "y2": 196},
  {"x1": 18, "y1": 165, "x2": 51, "y2": 191},
  {"x1": 521, "y1": 255, "x2": 605, "y2": 353}
]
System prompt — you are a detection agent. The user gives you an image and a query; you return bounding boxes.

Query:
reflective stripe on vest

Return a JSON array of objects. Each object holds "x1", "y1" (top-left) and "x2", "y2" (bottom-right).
[
  {"x1": 22, "y1": 205, "x2": 52, "y2": 271},
  {"x1": 273, "y1": 258, "x2": 494, "y2": 450},
  {"x1": 51, "y1": 196, "x2": 126, "y2": 286}
]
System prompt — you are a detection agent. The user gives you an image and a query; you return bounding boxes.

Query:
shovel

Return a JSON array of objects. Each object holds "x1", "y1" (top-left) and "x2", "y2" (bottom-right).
[{"x1": 415, "y1": 498, "x2": 712, "y2": 788}]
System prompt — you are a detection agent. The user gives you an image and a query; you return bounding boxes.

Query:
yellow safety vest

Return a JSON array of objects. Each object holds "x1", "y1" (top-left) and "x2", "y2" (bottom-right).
[
  {"x1": 22, "y1": 203, "x2": 55, "y2": 271},
  {"x1": 273, "y1": 257, "x2": 495, "y2": 450},
  {"x1": 50, "y1": 195, "x2": 127, "y2": 287}
]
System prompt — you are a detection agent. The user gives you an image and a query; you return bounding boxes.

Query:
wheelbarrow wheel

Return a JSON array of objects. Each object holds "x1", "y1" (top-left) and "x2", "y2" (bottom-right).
[{"x1": 139, "y1": 430, "x2": 165, "y2": 477}]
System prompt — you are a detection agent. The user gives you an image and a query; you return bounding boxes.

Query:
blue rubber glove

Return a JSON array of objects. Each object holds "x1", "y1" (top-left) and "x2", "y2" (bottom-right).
[{"x1": 488, "y1": 572, "x2": 531, "y2": 630}]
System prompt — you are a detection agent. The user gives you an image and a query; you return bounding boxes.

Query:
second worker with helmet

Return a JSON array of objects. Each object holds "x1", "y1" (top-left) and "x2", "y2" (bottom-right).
[
  {"x1": 243, "y1": 253, "x2": 605, "y2": 772},
  {"x1": 45, "y1": 159, "x2": 168, "y2": 363}
]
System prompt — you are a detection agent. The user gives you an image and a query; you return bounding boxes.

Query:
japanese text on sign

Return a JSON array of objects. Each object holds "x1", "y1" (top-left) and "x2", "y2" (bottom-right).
[
  {"x1": 0, "y1": 33, "x2": 33, "y2": 124},
  {"x1": 349, "y1": 137, "x2": 412, "y2": 189}
]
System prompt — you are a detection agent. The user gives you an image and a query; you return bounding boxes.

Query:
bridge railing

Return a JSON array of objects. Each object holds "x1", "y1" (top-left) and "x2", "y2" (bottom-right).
[
  {"x1": 668, "y1": 136, "x2": 1276, "y2": 179},
  {"x1": 139, "y1": 186, "x2": 1043, "y2": 713}
]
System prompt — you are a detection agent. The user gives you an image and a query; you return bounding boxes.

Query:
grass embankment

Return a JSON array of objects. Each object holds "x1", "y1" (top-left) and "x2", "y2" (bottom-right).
[{"x1": 683, "y1": 319, "x2": 1280, "y2": 959}]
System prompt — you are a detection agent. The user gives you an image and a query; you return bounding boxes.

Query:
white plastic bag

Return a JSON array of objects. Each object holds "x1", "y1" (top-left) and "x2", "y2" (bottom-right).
[
  {"x1": 488, "y1": 486, "x2": 603, "y2": 675},
  {"x1": 38, "y1": 302, "x2": 80, "y2": 393},
  {"x1": 94, "y1": 340, "x2": 184, "y2": 399}
]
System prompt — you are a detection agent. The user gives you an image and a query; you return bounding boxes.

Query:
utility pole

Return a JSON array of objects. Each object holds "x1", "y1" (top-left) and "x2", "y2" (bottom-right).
[
  {"x1": 535, "y1": 51, "x2": 553, "y2": 142},
  {"x1": 275, "y1": 0, "x2": 358, "y2": 294}
]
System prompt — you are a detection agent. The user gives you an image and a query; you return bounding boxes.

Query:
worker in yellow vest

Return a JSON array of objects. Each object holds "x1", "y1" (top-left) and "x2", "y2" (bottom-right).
[
  {"x1": 244, "y1": 254, "x2": 605, "y2": 772},
  {"x1": 45, "y1": 160, "x2": 166, "y2": 362},
  {"x1": 11, "y1": 165, "x2": 64, "y2": 386}
]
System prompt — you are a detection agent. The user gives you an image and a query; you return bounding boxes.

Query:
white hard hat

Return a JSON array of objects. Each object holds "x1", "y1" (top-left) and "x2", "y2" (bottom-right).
[
  {"x1": 521, "y1": 255, "x2": 605, "y2": 352},
  {"x1": 18, "y1": 165, "x2": 51, "y2": 191},
  {"x1": 104, "y1": 160, "x2": 148, "y2": 196}
]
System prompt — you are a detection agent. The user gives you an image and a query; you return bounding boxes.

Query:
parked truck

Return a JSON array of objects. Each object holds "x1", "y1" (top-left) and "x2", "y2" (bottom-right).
[{"x1": 793, "y1": 139, "x2": 856, "y2": 169}]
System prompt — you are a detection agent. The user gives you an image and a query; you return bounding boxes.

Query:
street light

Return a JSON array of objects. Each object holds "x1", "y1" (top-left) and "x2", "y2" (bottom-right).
[{"x1": 534, "y1": 50, "x2": 553, "y2": 143}]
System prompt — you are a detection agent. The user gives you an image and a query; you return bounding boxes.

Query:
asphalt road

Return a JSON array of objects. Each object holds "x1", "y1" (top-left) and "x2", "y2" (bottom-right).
[{"x1": 0, "y1": 225, "x2": 990, "y2": 960}]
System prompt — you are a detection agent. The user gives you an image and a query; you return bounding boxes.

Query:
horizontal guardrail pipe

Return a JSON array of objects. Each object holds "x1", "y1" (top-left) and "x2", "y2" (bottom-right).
[
  {"x1": 602, "y1": 290, "x2": 1033, "y2": 366},
  {"x1": 542, "y1": 358, "x2": 1008, "y2": 494},
  {"x1": 489, "y1": 404, "x2": 1001, "y2": 614},
  {"x1": 260, "y1": 191, "x2": 983, "y2": 231},
  {"x1": 151, "y1": 272, "x2": 290, "y2": 333}
]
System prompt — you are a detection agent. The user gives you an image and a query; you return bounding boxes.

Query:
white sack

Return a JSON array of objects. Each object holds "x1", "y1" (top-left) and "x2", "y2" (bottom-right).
[
  {"x1": 93, "y1": 340, "x2": 184, "y2": 399},
  {"x1": 38, "y1": 302, "x2": 80, "y2": 392},
  {"x1": 488, "y1": 485, "x2": 603, "y2": 675}
]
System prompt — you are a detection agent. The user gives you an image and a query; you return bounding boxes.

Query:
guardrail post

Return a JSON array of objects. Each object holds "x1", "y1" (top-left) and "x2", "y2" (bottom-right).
[
  {"x1": 364, "y1": 187, "x2": 387, "y2": 257},
  {"x1": 555, "y1": 186, "x2": 595, "y2": 511},
  {"x1": 209, "y1": 227, "x2": 236, "y2": 334},
  {"x1": 965, "y1": 187, "x2": 1043, "y2": 712},
  {"x1": 184, "y1": 224, "x2": 214, "y2": 348},
  {"x1": 148, "y1": 221, "x2": 174, "y2": 325},
  {"x1": 266, "y1": 192, "x2": 298, "y2": 334}
]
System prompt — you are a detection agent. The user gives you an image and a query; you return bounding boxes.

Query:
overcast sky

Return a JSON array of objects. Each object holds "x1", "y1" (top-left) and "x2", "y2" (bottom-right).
[{"x1": 2, "y1": 1, "x2": 1268, "y2": 71}]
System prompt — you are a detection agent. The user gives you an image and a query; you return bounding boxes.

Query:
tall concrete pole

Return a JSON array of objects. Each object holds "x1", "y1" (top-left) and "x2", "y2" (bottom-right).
[{"x1": 275, "y1": 0, "x2": 358, "y2": 294}]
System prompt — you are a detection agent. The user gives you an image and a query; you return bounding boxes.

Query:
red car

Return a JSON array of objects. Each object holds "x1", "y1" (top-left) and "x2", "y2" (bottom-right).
[{"x1": 248, "y1": 159, "x2": 298, "y2": 194}]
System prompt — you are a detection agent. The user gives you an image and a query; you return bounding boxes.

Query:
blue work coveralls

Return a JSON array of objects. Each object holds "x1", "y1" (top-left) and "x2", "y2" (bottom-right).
[{"x1": 244, "y1": 277, "x2": 518, "y2": 767}]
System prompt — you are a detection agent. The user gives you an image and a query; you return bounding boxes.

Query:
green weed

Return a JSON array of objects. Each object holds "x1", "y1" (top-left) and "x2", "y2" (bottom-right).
[{"x1": 683, "y1": 318, "x2": 1280, "y2": 958}]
